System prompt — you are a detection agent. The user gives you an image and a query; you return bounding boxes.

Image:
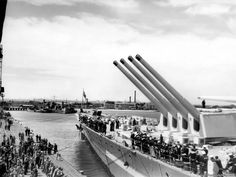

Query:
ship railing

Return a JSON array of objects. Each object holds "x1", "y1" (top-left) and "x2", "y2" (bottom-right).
[
  {"x1": 80, "y1": 117, "x2": 236, "y2": 176},
  {"x1": 131, "y1": 138, "x2": 208, "y2": 176}
]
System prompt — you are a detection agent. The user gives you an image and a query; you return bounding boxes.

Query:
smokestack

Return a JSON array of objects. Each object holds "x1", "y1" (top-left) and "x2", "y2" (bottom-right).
[
  {"x1": 134, "y1": 90, "x2": 136, "y2": 103},
  {"x1": 113, "y1": 61, "x2": 169, "y2": 118},
  {"x1": 135, "y1": 54, "x2": 200, "y2": 121}
]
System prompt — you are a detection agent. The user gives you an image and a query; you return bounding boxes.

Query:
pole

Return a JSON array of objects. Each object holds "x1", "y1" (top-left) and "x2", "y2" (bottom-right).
[
  {"x1": 81, "y1": 90, "x2": 83, "y2": 109},
  {"x1": 0, "y1": 45, "x2": 3, "y2": 118},
  {"x1": 0, "y1": 0, "x2": 8, "y2": 119}
]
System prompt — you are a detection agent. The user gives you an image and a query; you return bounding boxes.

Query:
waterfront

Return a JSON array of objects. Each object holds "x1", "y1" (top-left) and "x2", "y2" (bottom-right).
[
  {"x1": 9, "y1": 109, "x2": 160, "y2": 177},
  {"x1": 10, "y1": 111, "x2": 111, "y2": 177}
]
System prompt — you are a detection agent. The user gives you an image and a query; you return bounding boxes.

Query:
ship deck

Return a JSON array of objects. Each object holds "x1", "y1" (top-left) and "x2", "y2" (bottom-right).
[{"x1": 78, "y1": 111, "x2": 236, "y2": 177}]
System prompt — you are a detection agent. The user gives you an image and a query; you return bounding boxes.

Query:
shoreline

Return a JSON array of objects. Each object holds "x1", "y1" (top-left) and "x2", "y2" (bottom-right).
[{"x1": 0, "y1": 114, "x2": 86, "y2": 177}]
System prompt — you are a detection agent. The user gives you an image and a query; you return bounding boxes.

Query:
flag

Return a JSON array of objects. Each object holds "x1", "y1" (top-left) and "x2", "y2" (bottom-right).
[
  {"x1": 83, "y1": 90, "x2": 86, "y2": 99},
  {"x1": 0, "y1": 0, "x2": 8, "y2": 43}
]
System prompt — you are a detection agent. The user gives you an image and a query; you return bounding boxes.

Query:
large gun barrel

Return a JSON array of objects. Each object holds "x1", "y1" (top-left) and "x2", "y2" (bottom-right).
[
  {"x1": 135, "y1": 54, "x2": 200, "y2": 122},
  {"x1": 128, "y1": 56, "x2": 189, "y2": 118},
  {"x1": 120, "y1": 58, "x2": 178, "y2": 118},
  {"x1": 113, "y1": 61, "x2": 169, "y2": 119}
]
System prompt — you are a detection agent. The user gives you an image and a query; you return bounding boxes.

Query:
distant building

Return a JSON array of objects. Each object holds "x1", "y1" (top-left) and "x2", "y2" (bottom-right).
[
  {"x1": 87, "y1": 101, "x2": 104, "y2": 109},
  {"x1": 115, "y1": 102, "x2": 136, "y2": 110},
  {"x1": 144, "y1": 102, "x2": 157, "y2": 110},
  {"x1": 104, "y1": 101, "x2": 115, "y2": 109}
]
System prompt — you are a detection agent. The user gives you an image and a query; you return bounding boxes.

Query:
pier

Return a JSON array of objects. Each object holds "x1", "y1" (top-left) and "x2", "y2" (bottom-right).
[
  {"x1": 7, "y1": 106, "x2": 28, "y2": 111},
  {"x1": 48, "y1": 155, "x2": 86, "y2": 177},
  {"x1": 0, "y1": 115, "x2": 86, "y2": 177}
]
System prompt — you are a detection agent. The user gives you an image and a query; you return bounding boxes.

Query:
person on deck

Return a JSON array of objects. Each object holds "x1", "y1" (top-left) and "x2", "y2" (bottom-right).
[
  {"x1": 0, "y1": 158, "x2": 7, "y2": 177},
  {"x1": 210, "y1": 157, "x2": 219, "y2": 177},
  {"x1": 53, "y1": 143, "x2": 58, "y2": 154},
  {"x1": 110, "y1": 121, "x2": 114, "y2": 132},
  {"x1": 215, "y1": 156, "x2": 223, "y2": 177}
]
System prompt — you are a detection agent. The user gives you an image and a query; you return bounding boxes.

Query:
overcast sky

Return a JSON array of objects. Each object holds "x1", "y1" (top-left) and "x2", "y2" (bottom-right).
[{"x1": 2, "y1": 0, "x2": 236, "y2": 103}]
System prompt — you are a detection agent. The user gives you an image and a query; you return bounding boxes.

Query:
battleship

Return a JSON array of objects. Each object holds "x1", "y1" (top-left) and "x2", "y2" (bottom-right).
[{"x1": 78, "y1": 55, "x2": 236, "y2": 177}]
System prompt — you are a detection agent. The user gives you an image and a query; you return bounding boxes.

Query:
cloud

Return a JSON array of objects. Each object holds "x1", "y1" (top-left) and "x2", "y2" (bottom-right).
[
  {"x1": 166, "y1": 0, "x2": 236, "y2": 7},
  {"x1": 11, "y1": 0, "x2": 75, "y2": 6},
  {"x1": 153, "y1": 0, "x2": 234, "y2": 16},
  {"x1": 185, "y1": 4, "x2": 231, "y2": 16},
  {"x1": 227, "y1": 18, "x2": 236, "y2": 32},
  {"x1": 2, "y1": 14, "x2": 141, "y2": 100},
  {"x1": 11, "y1": 0, "x2": 140, "y2": 11},
  {"x1": 3, "y1": 6, "x2": 236, "y2": 102}
]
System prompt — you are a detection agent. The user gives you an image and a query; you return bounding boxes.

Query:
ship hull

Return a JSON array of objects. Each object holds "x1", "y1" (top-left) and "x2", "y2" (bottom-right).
[{"x1": 81, "y1": 124, "x2": 198, "y2": 177}]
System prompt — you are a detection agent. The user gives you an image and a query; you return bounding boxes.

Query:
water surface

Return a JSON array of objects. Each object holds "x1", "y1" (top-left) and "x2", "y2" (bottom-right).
[{"x1": 10, "y1": 111, "x2": 111, "y2": 177}]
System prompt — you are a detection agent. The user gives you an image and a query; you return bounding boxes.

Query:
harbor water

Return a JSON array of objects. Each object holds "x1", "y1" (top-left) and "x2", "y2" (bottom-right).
[
  {"x1": 10, "y1": 111, "x2": 111, "y2": 177},
  {"x1": 10, "y1": 110, "x2": 160, "y2": 177}
]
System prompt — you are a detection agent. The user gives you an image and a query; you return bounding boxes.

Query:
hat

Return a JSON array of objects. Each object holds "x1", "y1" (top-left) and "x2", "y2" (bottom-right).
[
  {"x1": 209, "y1": 155, "x2": 214, "y2": 159},
  {"x1": 229, "y1": 154, "x2": 234, "y2": 157}
]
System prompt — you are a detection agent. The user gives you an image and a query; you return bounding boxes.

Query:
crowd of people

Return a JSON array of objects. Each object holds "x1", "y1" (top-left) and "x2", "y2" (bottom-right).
[
  {"x1": 131, "y1": 131, "x2": 209, "y2": 175},
  {"x1": 0, "y1": 117, "x2": 13, "y2": 131},
  {"x1": 0, "y1": 116, "x2": 65, "y2": 177},
  {"x1": 80, "y1": 113, "x2": 236, "y2": 177}
]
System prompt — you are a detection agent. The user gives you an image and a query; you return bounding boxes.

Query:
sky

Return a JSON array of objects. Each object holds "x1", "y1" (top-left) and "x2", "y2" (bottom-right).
[{"x1": 2, "y1": 0, "x2": 236, "y2": 104}]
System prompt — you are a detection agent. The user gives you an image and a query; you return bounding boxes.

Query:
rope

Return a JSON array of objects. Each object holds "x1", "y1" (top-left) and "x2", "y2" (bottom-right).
[
  {"x1": 46, "y1": 132, "x2": 83, "y2": 175},
  {"x1": 55, "y1": 155, "x2": 81, "y2": 175},
  {"x1": 158, "y1": 162, "x2": 164, "y2": 177}
]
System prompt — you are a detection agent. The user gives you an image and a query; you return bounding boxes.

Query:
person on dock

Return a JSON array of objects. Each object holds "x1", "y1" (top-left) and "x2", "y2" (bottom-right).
[
  {"x1": 54, "y1": 143, "x2": 58, "y2": 154},
  {"x1": 0, "y1": 119, "x2": 67, "y2": 177},
  {"x1": 0, "y1": 157, "x2": 7, "y2": 177},
  {"x1": 24, "y1": 157, "x2": 29, "y2": 175}
]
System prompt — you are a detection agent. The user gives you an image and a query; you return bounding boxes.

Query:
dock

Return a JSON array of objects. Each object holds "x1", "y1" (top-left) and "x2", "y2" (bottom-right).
[
  {"x1": 48, "y1": 155, "x2": 86, "y2": 177},
  {"x1": 0, "y1": 117, "x2": 86, "y2": 177}
]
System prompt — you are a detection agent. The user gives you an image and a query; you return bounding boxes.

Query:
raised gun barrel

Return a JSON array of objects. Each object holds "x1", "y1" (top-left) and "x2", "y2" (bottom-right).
[
  {"x1": 128, "y1": 56, "x2": 190, "y2": 118},
  {"x1": 113, "y1": 60, "x2": 169, "y2": 120},
  {"x1": 135, "y1": 54, "x2": 200, "y2": 130},
  {"x1": 120, "y1": 58, "x2": 180, "y2": 128},
  {"x1": 120, "y1": 58, "x2": 177, "y2": 117}
]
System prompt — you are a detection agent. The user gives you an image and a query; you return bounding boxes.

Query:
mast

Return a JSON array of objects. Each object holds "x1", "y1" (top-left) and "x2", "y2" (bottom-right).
[
  {"x1": 81, "y1": 89, "x2": 86, "y2": 109},
  {"x1": 81, "y1": 90, "x2": 84, "y2": 109},
  {"x1": 0, "y1": 0, "x2": 8, "y2": 118}
]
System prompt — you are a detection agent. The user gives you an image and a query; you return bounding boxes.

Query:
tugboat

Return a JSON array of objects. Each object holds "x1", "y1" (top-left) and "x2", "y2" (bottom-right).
[
  {"x1": 77, "y1": 55, "x2": 236, "y2": 177},
  {"x1": 35, "y1": 101, "x2": 77, "y2": 114},
  {"x1": 63, "y1": 105, "x2": 77, "y2": 114}
]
